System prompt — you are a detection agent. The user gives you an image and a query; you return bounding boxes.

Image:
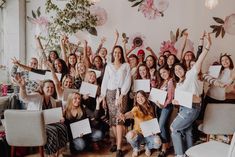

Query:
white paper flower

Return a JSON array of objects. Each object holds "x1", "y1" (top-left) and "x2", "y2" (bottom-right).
[
  {"x1": 90, "y1": 6, "x2": 108, "y2": 26},
  {"x1": 223, "y1": 13, "x2": 235, "y2": 35},
  {"x1": 155, "y1": 0, "x2": 169, "y2": 12}
]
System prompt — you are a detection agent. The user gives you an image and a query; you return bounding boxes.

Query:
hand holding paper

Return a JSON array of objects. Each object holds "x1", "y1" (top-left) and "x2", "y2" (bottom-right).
[{"x1": 140, "y1": 118, "x2": 161, "y2": 137}]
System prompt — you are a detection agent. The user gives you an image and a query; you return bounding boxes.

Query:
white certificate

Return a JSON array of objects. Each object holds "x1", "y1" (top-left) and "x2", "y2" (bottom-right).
[
  {"x1": 88, "y1": 68, "x2": 101, "y2": 78},
  {"x1": 149, "y1": 88, "x2": 167, "y2": 105},
  {"x1": 208, "y1": 65, "x2": 222, "y2": 78},
  {"x1": 133, "y1": 79, "x2": 150, "y2": 92},
  {"x1": 140, "y1": 118, "x2": 161, "y2": 137},
  {"x1": 45, "y1": 72, "x2": 62, "y2": 81},
  {"x1": 79, "y1": 82, "x2": 98, "y2": 98},
  {"x1": 43, "y1": 107, "x2": 63, "y2": 124},
  {"x1": 28, "y1": 72, "x2": 45, "y2": 81},
  {"x1": 174, "y1": 89, "x2": 193, "y2": 108},
  {"x1": 63, "y1": 88, "x2": 79, "y2": 101},
  {"x1": 70, "y1": 118, "x2": 92, "y2": 139}
]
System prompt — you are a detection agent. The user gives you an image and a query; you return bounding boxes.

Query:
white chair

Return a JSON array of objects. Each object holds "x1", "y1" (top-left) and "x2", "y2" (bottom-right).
[
  {"x1": 4, "y1": 109, "x2": 47, "y2": 157},
  {"x1": 186, "y1": 132, "x2": 235, "y2": 157},
  {"x1": 198, "y1": 103, "x2": 235, "y2": 141}
]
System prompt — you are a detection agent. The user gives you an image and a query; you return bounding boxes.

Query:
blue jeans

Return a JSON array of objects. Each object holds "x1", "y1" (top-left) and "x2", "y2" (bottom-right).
[
  {"x1": 171, "y1": 104, "x2": 201, "y2": 155},
  {"x1": 73, "y1": 129, "x2": 102, "y2": 151},
  {"x1": 126, "y1": 130, "x2": 161, "y2": 151},
  {"x1": 157, "y1": 104, "x2": 173, "y2": 143}
]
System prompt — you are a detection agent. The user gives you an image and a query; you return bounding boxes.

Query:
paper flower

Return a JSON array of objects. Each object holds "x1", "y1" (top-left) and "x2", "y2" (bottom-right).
[
  {"x1": 223, "y1": 13, "x2": 235, "y2": 35},
  {"x1": 90, "y1": 6, "x2": 108, "y2": 26},
  {"x1": 138, "y1": 0, "x2": 162, "y2": 19},
  {"x1": 159, "y1": 40, "x2": 177, "y2": 55},
  {"x1": 155, "y1": 0, "x2": 169, "y2": 12},
  {"x1": 28, "y1": 16, "x2": 49, "y2": 36},
  {"x1": 129, "y1": 33, "x2": 146, "y2": 49}
]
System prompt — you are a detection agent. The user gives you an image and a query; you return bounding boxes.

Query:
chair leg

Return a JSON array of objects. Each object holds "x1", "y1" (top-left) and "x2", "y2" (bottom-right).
[
  {"x1": 39, "y1": 146, "x2": 44, "y2": 157},
  {"x1": 206, "y1": 134, "x2": 210, "y2": 142},
  {"x1": 11, "y1": 146, "x2": 15, "y2": 157}
]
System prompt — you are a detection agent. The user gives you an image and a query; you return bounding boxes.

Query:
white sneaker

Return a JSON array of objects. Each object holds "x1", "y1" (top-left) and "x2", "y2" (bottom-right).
[{"x1": 145, "y1": 148, "x2": 151, "y2": 157}]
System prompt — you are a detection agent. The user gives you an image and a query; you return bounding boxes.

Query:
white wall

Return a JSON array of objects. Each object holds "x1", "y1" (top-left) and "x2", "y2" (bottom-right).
[{"x1": 24, "y1": 0, "x2": 235, "y2": 71}]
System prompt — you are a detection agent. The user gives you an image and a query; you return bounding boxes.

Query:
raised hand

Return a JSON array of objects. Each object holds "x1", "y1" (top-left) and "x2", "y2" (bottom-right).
[
  {"x1": 11, "y1": 57, "x2": 20, "y2": 65},
  {"x1": 13, "y1": 74, "x2": 25, "y2": 88}
]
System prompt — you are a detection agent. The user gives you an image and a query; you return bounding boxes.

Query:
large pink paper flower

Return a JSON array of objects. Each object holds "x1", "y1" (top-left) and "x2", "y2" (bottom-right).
[
  {"x1": 139, "y1": 0, "x2": 162, "y2": 19},
  {"x1": 223, "y1": 13, "x2": 235, "y2": 35},
  {"x1": 28, "y1": 16, "x2": 49, "y2": 36},
  {"x1": 90, "y1": 6, "x2": 108, "y2": 26},
  {"x1": 159, "y1": 40, "x2": 177, "y2": 55}
]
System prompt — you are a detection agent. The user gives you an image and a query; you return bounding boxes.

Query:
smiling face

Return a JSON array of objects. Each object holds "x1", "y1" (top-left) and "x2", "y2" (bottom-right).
[
  {"x1": 88, "y1": 72, "x2": 96, "y2": 84},
  {"x1": 68, "y1": 55, "x2": 77, "y2": 66},
  {"x1": 98, "y1": 47, "x2": 107, "y2": 58},
  {"x1": 184, "y1": 51, "x2": 194, "y2": 61},
  {"x1": 221, "y1": 56, "x2": 231, "y2": 68},
  {"x1": 54, "y1": 59, "x2": 62, "y2": 73},
  {"x1": 94, "y1": 56, "x2": 102, "y2": 68},
  {"x1": 167, "y1": 55, "x2": 175, "y2": 66},
  {"x1": 174, "y1": 64, "x2": 185, "y2": 79},
  {"x1": 29, "y1": 58, "x2": 38, "y2": 69},
  {"x1": 43, "y1": 81, "x2": 55, "y2": 97},
  {"x1": 113, "y1": 47, "x2": 122, "y2": 61},
  {"x1": 158, "y1": 56, "x2": 165, "y2": 66},
  {"x1": 160, "y1": 68, "x2": 170, "y2": 80},
  {"x1": 72, "y1": 93, "x2": 81, "y2": 107},
  {"x1": 63, "y1": 77, "x2": 73, "y2": 88},
  {"x1": 136, "y1": 92, "x2": 146, "y2": 105},
  {"x1": 49, "y1": 51, "x2": 58, "y2": 62},
  {"x1": 146, "y1": 56, "x2": 154, "y2": 68},
  {"x1": 139, "y1": 65, "x2": 148, "y2": 79}
]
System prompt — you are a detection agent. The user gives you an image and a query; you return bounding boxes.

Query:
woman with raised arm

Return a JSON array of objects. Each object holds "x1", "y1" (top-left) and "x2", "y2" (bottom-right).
[
  {"x1": 14, "y1": 75, "x2": 68, "y2": 157},
  {"x1": 101, "y1": 45, "x2": 131, "y2": 157},
  {"x1": 170, "y1": 33, "x2": 211, "y2": 157}
]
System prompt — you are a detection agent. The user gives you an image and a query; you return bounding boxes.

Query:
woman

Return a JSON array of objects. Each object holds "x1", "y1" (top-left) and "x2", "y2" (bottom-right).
[
  {"x1": 64, "y1": 92, "x2": 102, "y2": 154},
  {"x1": 74, "y1": 62, "x2": 87, "y2": 89},
  {"x1": 158, "y1": 55, "x2": 167, "y2": 68},
  {"x1": 170, "y1": 33, "x2": 211, "y2": 157},
  {"x1": 156, "y1": 66, "x2": 174, "y2": 157},
  {"x1": 101, "y1": 45, "x2": 131, "y2": 157},
  {"x1": 206, "y1": 54, "x2": 235, "y2": 103},
  {"x1": 14, "y1": 75, "x2": 68, "y2": 157},
  {"x1": 91, "y1": 55, "x2": 106, "y2": 86},
  {"x1": 118, "y1": 90, "x2": 161, "y2": 157}
]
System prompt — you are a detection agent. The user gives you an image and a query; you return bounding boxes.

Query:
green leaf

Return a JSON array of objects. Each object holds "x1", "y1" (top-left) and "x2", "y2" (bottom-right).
[
  {"x1": 215, "y1": 26, "x2": 222, "y2": 38},
  {"x1": 221, "y1": 27, "x2": 225, "y2": 38},
  {"x1": 213, "y1": 17, "x2": 224, "y2": 24},
  {"x1": 180, "y1": 28, "x2": 188, "y2": 37},
  {"x1": 175, "y1": 28, "x2": 179, "y2": 41},
  {"x1": 37, "y1": 7, "x2": 41, "y2": 17},
  {"x1": 87, "y1": 27, "x2": 97, "y2": 36},
  {"x1": 32, "y1": 10, "x2": 36, "y2": 18},
  {"x1": 131, "y1": 0, "x2": 143, "y2": 7}
]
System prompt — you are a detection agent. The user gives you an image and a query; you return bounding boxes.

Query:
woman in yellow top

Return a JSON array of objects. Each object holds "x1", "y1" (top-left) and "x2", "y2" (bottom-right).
[{"x1": 118, "y1": 90, "x2": 161, "y2": 157}]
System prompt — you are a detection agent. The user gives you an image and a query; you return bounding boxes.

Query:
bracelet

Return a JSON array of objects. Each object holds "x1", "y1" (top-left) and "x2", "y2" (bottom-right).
[{"x1": 205, "y1": 47, "x2": 210, "y2": 51}]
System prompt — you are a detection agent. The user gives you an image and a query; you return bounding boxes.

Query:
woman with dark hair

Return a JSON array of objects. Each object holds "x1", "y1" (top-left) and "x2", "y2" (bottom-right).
[
  {"x1": 156, "y1": 65, "x2": 175, "y2": 157},
  {"x1": 48, "y1": 50, "x2": 60, "y2": 64},
  {"x1": 118, "y1": 90, "x2": 161, "y2": 157},
  {"x1": 170, "y1": 33, "x2": 211, "y2": 157},
  {"x1": 206, "y1": 53, "x2": 235, "y2": 103},
  {"x1": 158, "y1": 55, "x2": 167, "y2": 69},
  {"x1": 101, "y1": 45, "x2": 131, "y2": 157},
  {"x1": 14, "y1": 75, "x2": 68, "y2": 157},
  {"x1": 181, "y1": 51, "x2": 196, "y2": 70},
  {"x1": 91, "y1": 55, "x2": 106, "y2": 86}
]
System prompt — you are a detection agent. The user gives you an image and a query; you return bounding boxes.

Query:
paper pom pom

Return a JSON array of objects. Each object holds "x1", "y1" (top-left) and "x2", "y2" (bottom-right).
[
  {"x1": 90, "y1": 6, "x2": 108, "y2": 26},
  {"x1": 155, "y1": 0, "x2": 169, "y2": 12}
]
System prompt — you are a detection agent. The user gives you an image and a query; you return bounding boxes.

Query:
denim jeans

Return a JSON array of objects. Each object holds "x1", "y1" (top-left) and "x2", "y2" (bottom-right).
[
  {"x1": 126, "y1": 131, "x2": 161, "y2": 151},
  {"x1": 73, "y1": 129, "x2": 102, "y2": 151},
  {"x1": 157, "y1": 104, "x2": 173, "y2": 143},
  {"x1": 170, "y1": 104, "x2": 201, "y2": 155}
]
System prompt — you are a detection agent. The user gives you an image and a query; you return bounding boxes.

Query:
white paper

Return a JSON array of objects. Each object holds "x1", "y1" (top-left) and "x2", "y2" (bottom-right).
[
  {"x1": 133, "y1": 79, "x2": 150, "y2": 92},
  {"x1": 140, "y1": 118, "x2": 161, "y2": 137},
  {"x1": 208, "y1": 65, "x2": 222, "y2": 78},
  {"x1": 88, "y1": 68, "x2": 101, "y2": 78},
  {"x1": 28, "y1": 72, "x2": 45, "y2": 81},
  {"x1": 45, "y1": 72, "x2": 62, "y2": 81},
  {"x1": 79, "y1": 82, "x2": 98, "y2": 98},
  {"x1": 27, "y1": 103, "x2": 40, "y2": 111},
  {"x1": 63, "y1": 88, "x2": 79, "y2": 101},
  {"x1": 149, "y1": 88, "x2": 167, "y2": 105},
  {"x1": 43, "y1": 107, "x2": 63, "y2": 124},
  {"x1": 70, "y1": 118, "x2": 92, "y2": 139},
  {"x1": 174, "y1": 89, "x2": 193, "y2": 108}
]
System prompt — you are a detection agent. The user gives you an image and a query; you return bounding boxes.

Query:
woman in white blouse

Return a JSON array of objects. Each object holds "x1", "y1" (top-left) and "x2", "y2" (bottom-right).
[{"x1": 101, "y1": 45, "x2": 131, "y2": 157}]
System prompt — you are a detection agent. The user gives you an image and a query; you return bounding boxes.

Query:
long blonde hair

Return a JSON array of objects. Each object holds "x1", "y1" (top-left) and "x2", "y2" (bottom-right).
[
  {"x1": 84, "y1": 71, "x2": 97, "y2": 85},
  {"x1": 64, "y1": 92, "x2": 84, "y2": 120}
]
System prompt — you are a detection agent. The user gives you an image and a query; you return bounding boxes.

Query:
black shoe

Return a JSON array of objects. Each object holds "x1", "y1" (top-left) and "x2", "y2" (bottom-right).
[
  {"x1": 116, "y1": 149, "x2": 123, "y2": 157},
  {"x1": 158, "y1": 151, "x2": 166, "y2": 157},
  {"x1": 110, "y1": 144, "x2": 117, "y2": 152}
]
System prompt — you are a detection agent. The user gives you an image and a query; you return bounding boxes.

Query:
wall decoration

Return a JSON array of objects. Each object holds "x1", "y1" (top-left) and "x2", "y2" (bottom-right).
[
  {"x1": 210, "y1": 14, "x2": 235, "y2": 38},
  {"x1": 128, "y1": 0, "x2": 169, "y2": 20},
  {"x1": 159, "y1": 40, "x2": 177, "y2": 55},
  {"x1": 90, "y1": 6, "x2": 108, "y2": 26},
  {"x1": 129, "y1": 32, "x2": 146, "y2": 48}
]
